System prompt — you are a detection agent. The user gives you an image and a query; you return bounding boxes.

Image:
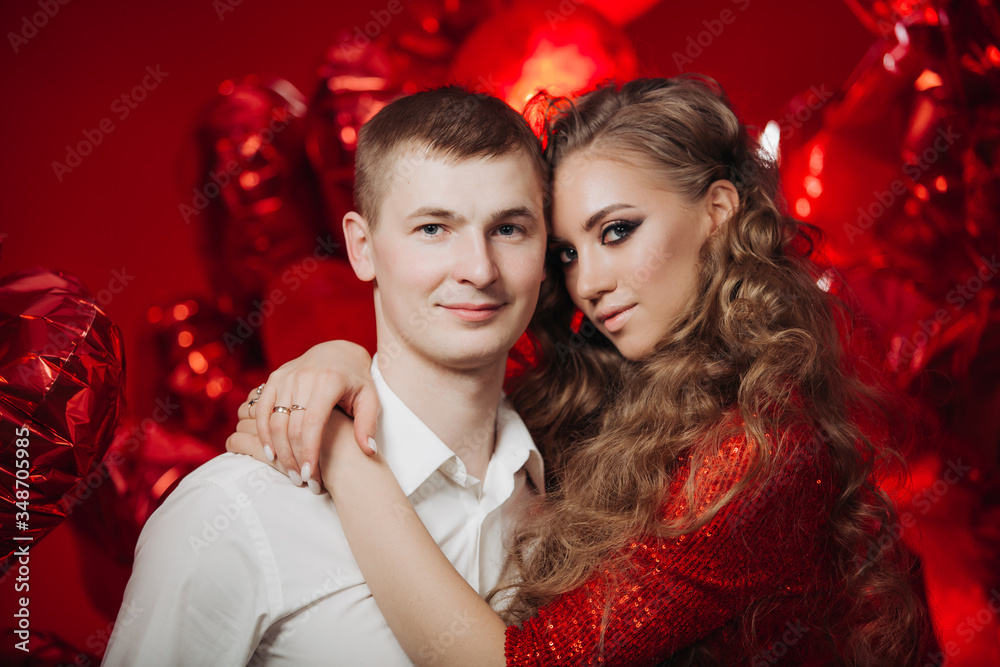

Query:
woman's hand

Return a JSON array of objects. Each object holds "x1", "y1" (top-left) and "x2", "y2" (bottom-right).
[
  {"x1": 227, "y1": 396, "x2": 290, "y2": 473},
  {"x1": 230, "y1": 340, "x2": 380, "y2": 492}
]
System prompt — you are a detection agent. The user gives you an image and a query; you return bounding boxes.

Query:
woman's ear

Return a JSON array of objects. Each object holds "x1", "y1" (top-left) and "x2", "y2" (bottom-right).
[
  {"x1": 342, "y1": 212, "x2": 376, "y2": 282},
  {"x1": 705, "y1": 180, "x2": 739, "y2": 233}
]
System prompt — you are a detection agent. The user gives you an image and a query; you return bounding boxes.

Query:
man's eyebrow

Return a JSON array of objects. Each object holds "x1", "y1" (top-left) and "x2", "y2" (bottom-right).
[
  {"x1": 405, "y1": 207, "x2": 462, "y2": 221},
  {"x1": 549, "y1": 203, "x2": 634, "y2": 245},
  {"x1": 489, "y1": 206, "x2": 538, "y2": 224}
]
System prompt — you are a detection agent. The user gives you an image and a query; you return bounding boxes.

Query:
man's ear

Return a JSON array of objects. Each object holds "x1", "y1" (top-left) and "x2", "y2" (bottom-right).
[
  {"x1": 343, "y1": 211, "x2": 376, "y2": 282},
  {"x1": 704, "y1": 180, "x2": 739, "y2": 234}
]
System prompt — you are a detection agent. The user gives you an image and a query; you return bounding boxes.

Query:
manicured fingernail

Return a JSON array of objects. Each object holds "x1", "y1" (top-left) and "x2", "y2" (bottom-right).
[
  {"x1": 368, "y1": 437, "x2": 378, "y2": 454},
  {"x1": 307, "y1": 479, "x2": 322, "y2": 495},
  {"x1": 264, "y1": 445, "x2": 274, "y2": 462},
  {"x1": 300, "y1": 462, "x2": 312, "y2": 483},
  {"x1": 289, "y1": 469, "x2": 302, "y2": 486}
]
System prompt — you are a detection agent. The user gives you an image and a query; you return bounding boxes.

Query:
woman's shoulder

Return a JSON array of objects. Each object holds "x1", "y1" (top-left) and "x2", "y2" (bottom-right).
[{"x1": 665, "y1": 413, "x2": 837, "y2": 525}]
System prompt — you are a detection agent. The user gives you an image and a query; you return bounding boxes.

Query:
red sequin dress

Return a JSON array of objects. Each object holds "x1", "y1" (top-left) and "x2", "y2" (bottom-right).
[{"x1": 505, "y1": 426, "x2": 837, "y2": 666}]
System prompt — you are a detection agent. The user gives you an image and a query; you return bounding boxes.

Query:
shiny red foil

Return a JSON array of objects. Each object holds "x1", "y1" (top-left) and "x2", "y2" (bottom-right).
[{"x1": 0, "y1": 268, "x2": 126, "y2": 573}]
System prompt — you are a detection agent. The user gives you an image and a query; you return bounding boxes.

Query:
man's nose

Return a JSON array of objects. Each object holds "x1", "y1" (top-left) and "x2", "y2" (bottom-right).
[{"x1": 452, "y1": 233, "x2": 500, "y2": 289}]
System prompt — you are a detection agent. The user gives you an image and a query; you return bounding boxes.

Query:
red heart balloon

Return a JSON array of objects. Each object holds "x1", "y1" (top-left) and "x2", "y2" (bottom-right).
[{"x1": 0, "y1": 268, "x2": 126, "y2": 573}]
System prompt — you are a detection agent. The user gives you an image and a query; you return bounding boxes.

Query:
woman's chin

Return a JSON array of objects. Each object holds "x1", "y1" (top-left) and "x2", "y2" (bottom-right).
[{"x1": 611, "y1": 336, "x2": 658, "y2": 362}]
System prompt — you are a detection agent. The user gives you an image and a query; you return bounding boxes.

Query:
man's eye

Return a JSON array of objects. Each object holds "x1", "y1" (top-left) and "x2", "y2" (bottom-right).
[
  {"x1": 421, "y1": 224, "x2": 441, "y2": 235},
  {"x1": 497, "y1": 224, "x2": 518, "y2": 236}
]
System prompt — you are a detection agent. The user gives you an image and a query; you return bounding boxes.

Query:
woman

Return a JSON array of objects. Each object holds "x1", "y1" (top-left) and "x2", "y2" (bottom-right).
[{"x1": 229, "y1": 76, "x2": 930, "y2": 664}]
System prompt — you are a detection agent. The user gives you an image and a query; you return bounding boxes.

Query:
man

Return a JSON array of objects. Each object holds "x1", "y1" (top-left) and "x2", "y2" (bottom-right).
[{"x1": 104, "y1": 86, "x2": 548, "y2": 665}]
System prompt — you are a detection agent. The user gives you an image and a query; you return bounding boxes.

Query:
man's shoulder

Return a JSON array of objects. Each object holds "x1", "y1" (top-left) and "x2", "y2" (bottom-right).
[
  {"x1": 136, "y1": 453, "x2": 359, "y2": 583},
  {"x1": 181, "y1": 452, "x2": 287, "y2": 489},
  {"x1": 157, "y1": 453, "x2": 342, "y2": 528}
]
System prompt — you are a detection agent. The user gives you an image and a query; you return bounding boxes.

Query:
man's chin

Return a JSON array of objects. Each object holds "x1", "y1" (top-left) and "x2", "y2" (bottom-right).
[{"x1": 430, "y1": 338, "x2": 517, "y2": 372}]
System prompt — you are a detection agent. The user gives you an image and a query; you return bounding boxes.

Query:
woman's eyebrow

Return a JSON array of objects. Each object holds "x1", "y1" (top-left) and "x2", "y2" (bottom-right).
[
  {"x1": 549, "y1": 203, "x2": 636, "y2": 244},
  {"x1": 583, "y1": 203, "x2": 634, "y2": 231}
]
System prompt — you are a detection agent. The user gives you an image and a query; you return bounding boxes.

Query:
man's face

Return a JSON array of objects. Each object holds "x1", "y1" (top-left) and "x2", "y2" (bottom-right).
[{"x1": 362, "y1": 149, "x2": 546, "y2": 372}]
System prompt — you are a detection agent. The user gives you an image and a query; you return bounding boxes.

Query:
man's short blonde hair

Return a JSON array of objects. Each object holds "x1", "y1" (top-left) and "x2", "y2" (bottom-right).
[{"x1": 353, "y1": 86, "x2": 548, "y2": 229}]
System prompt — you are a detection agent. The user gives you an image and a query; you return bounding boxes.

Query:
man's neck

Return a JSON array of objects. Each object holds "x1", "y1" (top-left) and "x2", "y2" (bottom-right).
[{"x1": 375, "y1": 348, "x2": 506, "y2": 481}]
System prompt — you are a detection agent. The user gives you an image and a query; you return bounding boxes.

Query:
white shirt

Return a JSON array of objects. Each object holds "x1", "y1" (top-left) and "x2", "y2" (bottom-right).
[{"x1": 104, "y1": 359, "x2": 543, "y2": 666}]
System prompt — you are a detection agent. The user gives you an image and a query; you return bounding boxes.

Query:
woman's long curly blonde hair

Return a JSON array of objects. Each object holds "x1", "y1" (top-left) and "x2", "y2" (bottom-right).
[{"x1": 495, "y1": 77, "x2": 932, "y2": 664}]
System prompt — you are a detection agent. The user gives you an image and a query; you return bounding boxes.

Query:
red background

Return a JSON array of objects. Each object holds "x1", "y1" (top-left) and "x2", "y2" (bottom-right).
[{"x1": 3, "y1": 0, "x2": 987, "y2": 663}]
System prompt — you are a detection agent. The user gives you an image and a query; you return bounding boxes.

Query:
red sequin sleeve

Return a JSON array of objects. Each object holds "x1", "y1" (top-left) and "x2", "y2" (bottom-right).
[{"x1": 504, "y1": 432, "x2": 833, "y2": 666}]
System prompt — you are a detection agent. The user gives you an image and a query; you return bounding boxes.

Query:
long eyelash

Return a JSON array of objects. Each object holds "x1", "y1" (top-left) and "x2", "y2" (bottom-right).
[{"x1": 601, "y1": 219, "x2": 641, "y2": 244}]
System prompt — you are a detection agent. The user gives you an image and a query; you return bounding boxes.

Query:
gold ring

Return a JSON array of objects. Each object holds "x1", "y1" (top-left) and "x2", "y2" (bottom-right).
[
  {"x1": 290, "y1": 404, "x2": 307, "y2": 411},
  {"x1": 272, "y1": 405, "x2": 292, "y2": 415}
]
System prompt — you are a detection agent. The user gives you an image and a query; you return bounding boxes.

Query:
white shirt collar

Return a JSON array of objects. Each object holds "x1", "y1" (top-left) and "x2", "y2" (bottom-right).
[{"x1": 371, "y1": 354, "x2": 544, "y2": 499}]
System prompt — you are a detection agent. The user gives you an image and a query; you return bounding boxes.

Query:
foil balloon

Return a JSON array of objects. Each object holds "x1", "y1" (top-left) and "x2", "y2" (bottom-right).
[
  {"x1": 71, "y1": 420, "x2": 218, "y2": 569},
  {"x1": 190, "y1": 76, "x2": 329, "y2": 316},
  {"x1": 258, "y1": 254, "x2": 377, "y2": 366},
  {"x1": 450, "y1": 1, "x2": 638, "y2": 111},
  {"x1": 143, "y1": 297, "x2": 262, "y2": 447},
  {"x1": 777, "y1": 2, "x2": 1000, "y2": 660},
  {"x1": 775, "y1": 0, "x2": 1000, "y2": 387},
  {"x1": 306, "y1": 38, "x2": 405, "y2": 236},
  {"x1": 0, "y1": 268, "x2": 126, "y2": 573},
  {"x1": 584, "y1": 0, "x2": 663, "y2": 26},
  {"x1": 306, "y1": 24, "x2": 455, "y2": 229},
  {"x1": 844, "y1": 0, "x2": 944, "y2": 37}
]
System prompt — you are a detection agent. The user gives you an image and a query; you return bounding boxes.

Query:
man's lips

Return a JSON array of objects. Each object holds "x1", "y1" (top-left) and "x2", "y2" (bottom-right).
[{"x1": 440, "y1": 303, "x2": 505, "y2": 322}]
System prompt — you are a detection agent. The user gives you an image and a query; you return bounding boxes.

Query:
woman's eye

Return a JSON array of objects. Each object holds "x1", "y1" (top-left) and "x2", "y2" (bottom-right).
[
  {"x1": 557, "y1": 247, "x2": 577, "y2": 265},
  {"x1": 602, "y1": 222, "x2": 634, "y2": 244},
  {"x1": 497, "y1": 224, "x2": 518, "y2": 236}
]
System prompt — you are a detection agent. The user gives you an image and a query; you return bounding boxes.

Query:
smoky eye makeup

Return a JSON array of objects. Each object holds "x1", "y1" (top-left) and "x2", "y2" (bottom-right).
[{"x1": 600, "y1": 219, "x2": 642, "y2": 245}]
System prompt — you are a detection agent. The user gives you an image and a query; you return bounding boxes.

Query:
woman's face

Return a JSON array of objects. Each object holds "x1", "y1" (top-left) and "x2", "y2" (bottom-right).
[{"x1": 550, "y1": 152, "x2": 729, "y2": 360}]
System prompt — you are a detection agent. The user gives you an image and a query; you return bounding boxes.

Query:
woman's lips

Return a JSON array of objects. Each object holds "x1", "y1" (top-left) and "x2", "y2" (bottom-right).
[{"x1": 599, "y1": 305, "x2": 635, "y2": 333}]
